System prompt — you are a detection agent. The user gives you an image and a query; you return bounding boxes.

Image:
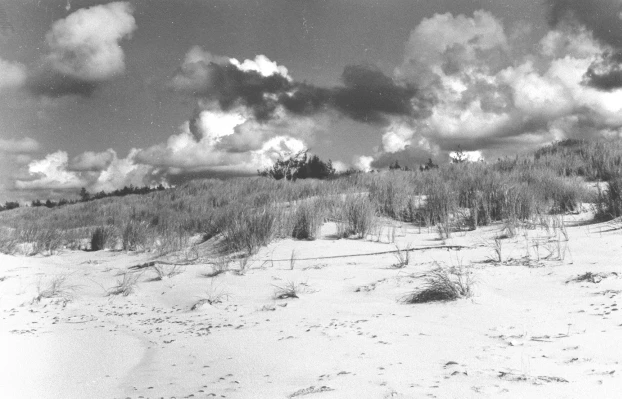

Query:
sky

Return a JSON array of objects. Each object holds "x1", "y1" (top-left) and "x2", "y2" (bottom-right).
[{"x1": 1, "y1": 0, "x2": 622, "y2": 202}]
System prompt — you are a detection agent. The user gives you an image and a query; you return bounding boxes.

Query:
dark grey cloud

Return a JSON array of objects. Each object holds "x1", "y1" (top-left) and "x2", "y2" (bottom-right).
[
  {"x1": 281, "y1": 65, "x2": 429, "y2": 124},
  {"x1": 584, "y1": 51, "x2": 622, "y2": 91},
  {"x1": 186, "y1": 61, "x2": 292, "y2": 121},
  {"x1": 331, "y1": 65, "x2": 431, "y2": 124},
  {"x1": 548, "y1": 0, "x2": 622, "y2": 90},
  {"x1": 175, "y1": 57, "x2": 434, "y2": 125}
]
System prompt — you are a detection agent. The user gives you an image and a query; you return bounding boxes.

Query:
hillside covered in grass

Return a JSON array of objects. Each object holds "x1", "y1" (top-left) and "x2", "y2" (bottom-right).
[{"x1": 1, "y1": 138, "x2": 621, "y2": 258}]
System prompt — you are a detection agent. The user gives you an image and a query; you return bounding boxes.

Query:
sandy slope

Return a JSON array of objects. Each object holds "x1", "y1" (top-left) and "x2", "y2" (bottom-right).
[{"x1": 1, "y1": 217, "x2": 622, "y2": 399}]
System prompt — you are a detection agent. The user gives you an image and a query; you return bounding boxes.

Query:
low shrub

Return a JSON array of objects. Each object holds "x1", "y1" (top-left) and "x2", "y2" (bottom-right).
[
  {"x1": 220, "y1": 206, "x2": 278, "y2": 254},
  {"x1": 121, "y1": 221, "x2": 151, "y2": 251},
  {"x1": 91, "y1": 226, "x2": 116, "y2": 251},
  {"x1": 337, "y1": 195, "x2": 377, "y2": 239},
  {"x1": 107, "y1": 272, "x2": 140, "y2": 296},
  {"x1": 401, "y1": 263, "x2": 473, "y2": 303},
  {"x1": 0, "y1": 227, "x2": 17, "y2": 255},
  {"x1": 597, "y1": 177, "x2": 622, "y2": 220},
  {"x1": 273, "y1": 281, "x2": 304, "y2": 299},
  {"x1": 31, "y1": 228, "x2": 64, "y2": 256},
  {"x1": 291, "y1": 199, "x2": 325, "y2": 240}
]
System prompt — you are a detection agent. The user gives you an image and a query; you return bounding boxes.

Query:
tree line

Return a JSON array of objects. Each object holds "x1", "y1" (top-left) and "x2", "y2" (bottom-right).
[{"x1": 0, "y1": 184, "x2": 166, "y2": 213}]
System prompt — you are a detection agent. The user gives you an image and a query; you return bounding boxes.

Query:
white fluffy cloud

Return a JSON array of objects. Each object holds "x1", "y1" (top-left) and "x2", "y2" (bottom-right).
[
  {"x1": 14, "y1": 82, "x2": 324, "y2": 195},
  {"x1": 15, "y1": 151, "x2": 84, "y2": 190},
  {"x1": 45, "y1": 1, "x2": 136, "y2": 81},
  {"x1": 14, "y1": 7, "x2": 622, "y2": 196},
  {"x1": 231, "y1": 54, "x2": 291, "y2": 79},
  {"x1": 397, "y1": 10, "x2": 508, "y2": 84},
  {"x1": 25, "y1": 2, "x2": 136, "y2": 97},
  {"x1": 15, "y1": 149, "x2": 154, "y2": 193},
  {"x1": 136, "y1": 106, "x2": 316, "y2": 176},
  {"x1": 171, "y1": 46, "x2": 291, "y2": 92},
  {"x1": 381, "y1": 120, "x2": 416, "y2": 153},
  {"x1": 366, "y1": 9, "x2": 622, "y2": 167},
  {"x1": 354, "y1": 156, "x2": 374, "y2": 172}
]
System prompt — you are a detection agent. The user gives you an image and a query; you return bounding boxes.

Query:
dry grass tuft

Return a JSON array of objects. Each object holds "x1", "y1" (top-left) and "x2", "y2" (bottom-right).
[
  {"x1": 107, "y1": 272, "x2": 140, "y2": 296},
  {"x1": 567, "y1": 271, "x2": 618, "y2": 284},
  {"x1": 336, "y1": 195, "x2": 377, "y2": 239},
  {"x1": 32, "y1": 275, "x2": 79, "y2": 305},
  {"x1": 273, "y1": 281, "x2": 306, "y2": 300},
  {"x1": 401, "y1": 263, "x2": 474, "y2": 304},
  {"x1": 202, "y1": 256, "x2": 231, "y2": 278},
  {"x1": 390, "y1": 243, "x2": 411, "y2": 268},
  {"x1": 191, "y1": 281, "x2": 231, "y2": 310}
]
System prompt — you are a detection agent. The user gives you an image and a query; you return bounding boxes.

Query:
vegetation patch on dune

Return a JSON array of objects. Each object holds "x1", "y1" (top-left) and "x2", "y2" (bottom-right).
[{"x1": 1, "y1": 138, "x2": 620, "y2": 259}]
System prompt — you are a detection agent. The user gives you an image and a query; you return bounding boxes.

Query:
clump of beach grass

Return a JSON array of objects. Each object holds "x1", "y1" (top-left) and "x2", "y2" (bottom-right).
[
  {"x1": 401, "y1": 263, "x2": 474, "y2": 304},
  {"x1": 107, "y1": 272, "x2": 140, "y2": 296}
]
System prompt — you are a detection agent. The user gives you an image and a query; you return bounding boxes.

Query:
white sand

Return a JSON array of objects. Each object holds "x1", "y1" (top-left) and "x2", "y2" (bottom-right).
[{"x1": 1, "y1": 217, "x2": 621, "y2": 398}]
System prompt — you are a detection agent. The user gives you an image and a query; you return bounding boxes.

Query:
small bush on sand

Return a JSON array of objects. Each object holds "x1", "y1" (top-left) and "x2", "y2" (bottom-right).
[
  {"x1": 28, "y1": 228, "x2": 64, "y2": 256},
  {"x1": 91, "y1": 227, "x2": 105, "y2": 251},
  {"x1": 597, "y1": 177, "x2": 622, "y2": 220},
  {"x1": 368, "y1": 172, "x2": 415, "y2": 220},
  {"x1": 121, "y1": 221, "x2": 151, "y2": 251},
  {"x1": 291, "y1": 200, "x2": 325, "y2": 240},
  {"x1": 401, "y1": 263, "x2": 473, "y2": 303},
  {"x1": 423, "y1": 177, "x2": 456, "y2": 238},
  {"x1": 202, "y1": 256, "x2": 231, "y2": 278},
  {"x1": 107, "y1": 272, "x2": 140, "y2": 296},
  {"x1": 273, "y1": 281, "x2": 305, "y2": 299},
  {"x1": 221, "y1": 206, "x2": 277, "y2": 254},
  {"x1": 337, "y1": 196, "x2": 377, "y2": 239},
  {"x1": 0, "y1": 227, "x2": 17, "y2": 255},
  {"x1": 91, "y1": 226, "x2": 117, "y2": 251}
]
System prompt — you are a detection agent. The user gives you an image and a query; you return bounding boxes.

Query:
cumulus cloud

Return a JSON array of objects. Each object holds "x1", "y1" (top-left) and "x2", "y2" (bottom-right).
[
  {"x1": 0, "y1": 137, "x2": 41, "y2": 201},
  {"x1": 27, "y1": 1, "x2": 136, "y2": 97},
  {"x1": 547, "y1": 0, "x2": 622, "y2": 48},
  {"x1": 135, "y1": 106, "x2": 317, "y2": 179},
  {"x1": 329, "y1": 65, "x2": 432, "y2": 124},
  {"x1": 171, "y1": 48, "x2": 292, "y2": 121},
  {"x1": 15, "y1": 149, "x2": 156, "y2": 193},
  {"x1": 354, "y1": 156, "x2": 374, "y2": 172},
  {"x1": 540, "y1": 24, "x2": 601, "y2": 59},
  {"x1": 381, "y1": 120, "x2": 416, "y2": 153},
  {"x1": 15, "y1": 151, "x2": 84, "y2": 190},
  {"x1": 172, "y1": 46, "x2": 434, "y2": 125},
  {"x1": 547, "y1": 0, "x2": 622, "y2": 90},
  {"x1": 0, "y1": 137, "x2": 40, "y2": 153},
  {"x1": 12, "y1": 97, "x2": 326, "y2": 194},
  {"x1": 361, "y1": 9, "x2": 622, "y2": 168},
  {"x1": 69, "y1": 149, "x2": 115, "y2": 171},
  {"x1": 397, "y1": 10, "x2": 508, "y2": 85},
  {"x1": 15, "y1": 6, "x2": 622, "y2": 197},
  {"x1": 584, "y1": 51, "x2": 622, "y2": 91}
]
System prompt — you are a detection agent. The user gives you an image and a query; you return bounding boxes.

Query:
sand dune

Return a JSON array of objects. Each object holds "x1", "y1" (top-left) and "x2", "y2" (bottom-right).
[{"x1": 1, "y1": 218, "x2": 621, "y2": 398}]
